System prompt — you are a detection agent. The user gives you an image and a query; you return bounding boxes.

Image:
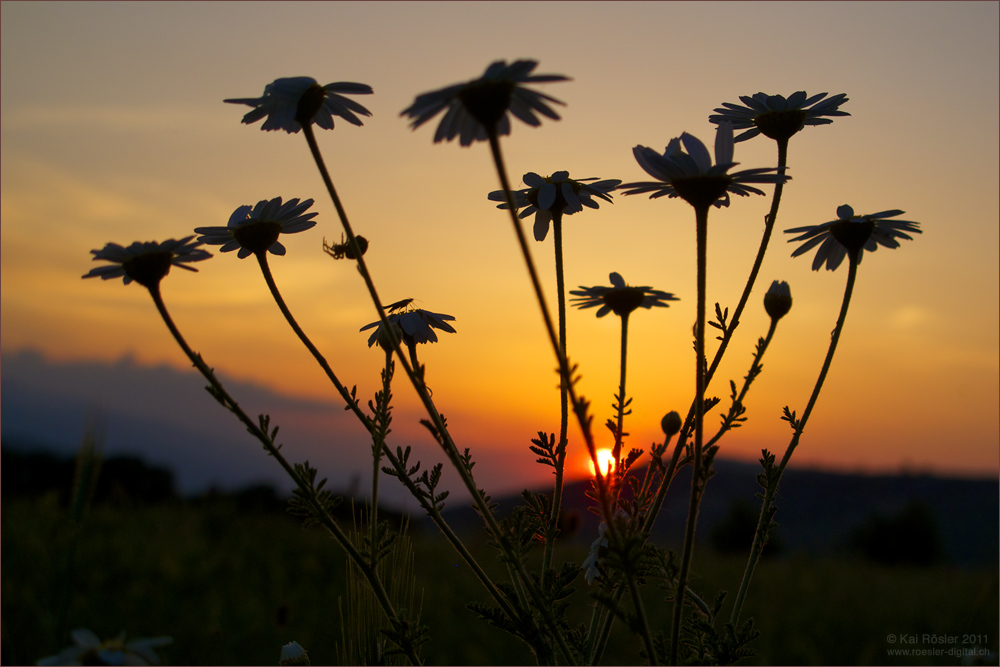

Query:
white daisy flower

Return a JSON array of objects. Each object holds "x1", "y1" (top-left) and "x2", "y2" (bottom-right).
[
  {"x1": 194, "y1": 197, "x2": 318, "y2": 259},
  {"x1": 37, "y1": 628, "x2": 172, "y2": 666},
  {"x1": 785, "y1": 205, "x2": 922, "y2": 271},
  {"x1": 487, "y1": 171, "x2": 621, "y2": 241},
  {"x1": 571, "y1": 272, "x2": 678, "y2": 319},
  {"x1": 82, "y1": 237, "x2": 210, "y2": 288},
  {"x1": 225, "y1": 76, "x2": 373, "y2": 133},
  {"x1": 710, "y1": 91, "x2": 850, "y2": 143},
  {"x1": 279, "y1": 641, "x2": 310, "y2": 666},
  {"x1": 401, "y1": 60, "x2": 569, "y2": 146},
  {"x1": 622, "y1": 121, "x2": 788, "y2": 210}
]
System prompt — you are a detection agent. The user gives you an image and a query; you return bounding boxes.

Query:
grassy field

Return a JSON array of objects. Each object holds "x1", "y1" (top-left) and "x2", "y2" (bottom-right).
[{"x1": 2, "y1": 494, "x2": 996, "y2": 666}]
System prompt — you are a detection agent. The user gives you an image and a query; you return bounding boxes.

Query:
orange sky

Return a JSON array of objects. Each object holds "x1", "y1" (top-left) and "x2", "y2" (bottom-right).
[{"x1": 2, "y1": 1, "x2": 998, "y2": 486}]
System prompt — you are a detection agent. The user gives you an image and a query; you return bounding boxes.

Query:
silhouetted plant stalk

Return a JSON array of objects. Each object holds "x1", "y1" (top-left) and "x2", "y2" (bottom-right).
[
  {"x1": 303, "y1": 122, "x2": 574, "y2": 665},
  {"x1": 731, "y1": 253, "x2": 858, "y2": 628},
  {"x1": 702, "y1": 137, "x2": 789, "y2": 391},
  {"x1": 145, "y1": 281, "x2": 424, "y2": 667},
  {"x1": 542, "y1": 209, "x2": 570, "y2": 586},
  {"x1": 251, "y1": 214, "x2": 520, "y2": 633},
  {"x1": 669, "y1": 202, "x2": 711, "y2": 664}
]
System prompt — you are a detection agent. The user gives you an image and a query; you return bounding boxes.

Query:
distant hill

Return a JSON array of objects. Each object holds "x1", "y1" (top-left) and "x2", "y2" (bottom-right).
[{"x1": 444, "y1": 459, "x2": 999, "y2": 567}]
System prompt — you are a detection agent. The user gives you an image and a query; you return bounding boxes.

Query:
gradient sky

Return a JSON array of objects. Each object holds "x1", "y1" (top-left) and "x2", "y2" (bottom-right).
[{"x1": 2, "y1": 1, "x2": 998, "y2": 489}]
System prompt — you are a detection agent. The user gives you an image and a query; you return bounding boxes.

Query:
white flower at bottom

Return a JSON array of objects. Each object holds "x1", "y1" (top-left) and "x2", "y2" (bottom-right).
[
  {"x1": 581, "y1": 509, "x2": 627, "y2": 585},
  {"x1": 279, "y1": 641, "x2": 310, "y2": 666},
  {"x1": 37, "y1": 629, "x2": 172, "y2": 666}
]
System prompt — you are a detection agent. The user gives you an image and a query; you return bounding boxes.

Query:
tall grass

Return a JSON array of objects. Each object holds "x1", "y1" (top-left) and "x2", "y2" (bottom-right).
[{"x1": 3, "y1": 496, "x2": 996, "y2": 665}]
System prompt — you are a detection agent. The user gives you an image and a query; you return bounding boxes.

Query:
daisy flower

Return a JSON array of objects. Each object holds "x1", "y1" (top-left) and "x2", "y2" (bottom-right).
[
  {"x1": 710, "y1": 91, "x2": 849, "y2": 143},
  {"x1": 194, "y1": 197, "x2": 318, "y2": 258},
  {"x1": 785, "y1": 205, "x2": 922, "y2": 271},
  {"x1": 487, "y1": 171, "x2": 621, "y2": 241},
  {"x1": 225, "y1": 76, "x2": 373, "y2": 133},
  {"x1": 360, "y1": 304, "x2": 457, "y2": 351},
  {"x1": 621, "y1": 121, "x2": 788, "y2": 210},
  {"x1": 571, "y1": 272, "x2": 678, "y2": 318},
  {"x1": 37, "y1": 628, "x2": 172, "y2": 666},
  {"x1": 400, "y1": 60, "x2": 569, "y2": 146},
  {"x1": 82, "y1": 237, "x2": 211, "y2": 288}
]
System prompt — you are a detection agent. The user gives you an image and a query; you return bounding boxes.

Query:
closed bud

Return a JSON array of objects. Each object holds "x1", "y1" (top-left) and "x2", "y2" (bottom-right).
[
  {"x1": 764, "y1": 280, "x2": 792, "y2": 321},
  {"x1": 661, "y1": 411, "x2": 682, "y2": 437}
]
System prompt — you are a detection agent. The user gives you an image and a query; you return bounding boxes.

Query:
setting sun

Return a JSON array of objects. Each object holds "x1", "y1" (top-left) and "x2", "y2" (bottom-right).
[{"x1": 588, "y1": 448, "x2": 616, "y2": 477}]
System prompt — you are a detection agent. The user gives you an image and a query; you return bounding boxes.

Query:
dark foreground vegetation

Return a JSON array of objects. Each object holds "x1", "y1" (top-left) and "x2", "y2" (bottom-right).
[{"x1": 3, "y1": 447, "x2": 998, "y2": 665}]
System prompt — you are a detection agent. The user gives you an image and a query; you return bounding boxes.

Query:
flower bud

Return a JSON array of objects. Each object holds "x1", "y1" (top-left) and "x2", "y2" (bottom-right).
[
  {"x1": 763, "y1": 280, "x2": 792, "y2": 321},
  {"x1": 661, "y1": 411, "x2": 682, "y2": 437},
  {"x1": 279, "y1": 641, "x2": 310, "y2": 666}
]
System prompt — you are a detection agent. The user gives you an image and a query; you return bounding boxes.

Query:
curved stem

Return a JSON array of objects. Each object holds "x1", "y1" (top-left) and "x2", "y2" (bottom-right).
[
  {"x1": 730, "y1": 255, "x2": 858, "y2": 627},
  {"x1": 303, "y1": 125, "x2": 572, "y2": 663},
  {"x1": 254, "y1": 250, "x2": 372, "y2": 430},
  {"x1": 670, "y1": 203, "x2": 710, "y2": 665},
  {"x1": 704, "y1": 137, "x2": 789, "y2": 390},
  {"x1": 146, "y1": 283, "x2": 422, "y2": 666},
  {"x1": 706, "y1": 318, "x2": 778, "y2": 450}
]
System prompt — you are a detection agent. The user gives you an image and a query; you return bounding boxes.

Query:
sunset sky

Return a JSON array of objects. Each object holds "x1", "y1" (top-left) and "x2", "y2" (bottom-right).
[{"x1": 2, "y1": 1, "x2": 998, "y2": 494}]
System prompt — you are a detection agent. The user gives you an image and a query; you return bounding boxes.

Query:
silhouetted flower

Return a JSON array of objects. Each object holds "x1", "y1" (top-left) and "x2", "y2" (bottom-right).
[
  {"x1": 37, "y1": 628, "x2": 172, "y2": 666},
  {"x1": 488, "y1": 171, "x2": 621, "y2": 241},
  {"x1": 763, "y1": 280, "x2": 793, "y2": 320},
  {"x1": 194, "y1": 197, "x2": 318, "y2": 258},
  {"x1": 225, "y1": 76, "x2": 373, "y2": 133},
  {"x1": 622, "y1": 121, "x2": 788, "y2": 209},
  {"x1": 361, "y1": 305, "x2": 457, "y2": 351},
  {"x1": 401, "y1": 60, "x2": 568, "y2": 146},
  {"x1": 571, "y1": 272, "x2": 678, "y2": 318},
  {"x1": 710, "y1": 91, "x2": 849, "y2": 143},
  {"x1": 82, "y1": 237, "x2": 210, "y2": 288},
  {"x1": 785, "y1": 205, "x2": 922, "y2": 271}
]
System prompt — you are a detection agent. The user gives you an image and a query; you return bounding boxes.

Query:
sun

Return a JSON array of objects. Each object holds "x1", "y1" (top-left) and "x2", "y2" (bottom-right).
[{"x1": 588, "y1": 448, "x2": 616, "y2": 476}]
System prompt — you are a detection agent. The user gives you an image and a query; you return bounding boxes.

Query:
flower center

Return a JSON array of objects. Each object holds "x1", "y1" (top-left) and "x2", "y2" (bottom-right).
[
  {"x1": 605, "y1": 287, "x2": 646, "y2": 317},
  {"x1": 232, "y1": 221, "x2": 282, "y2": 255},
  {"x1": 123, "y1": 251, "x2": 174, "y2": 288},
  {"x1": 295, "y1": 83, "x2": 326, "y2": 126},
  {"x1": 754, "y1": 109, "x2": 807, "y2": 141},
  {"x1": 670, "y1": 175, "x2": 732, "y2": 209},
  {"x1": 830, "y1": 218, "x2": 875, "y2": 253},
  {"x1": 458, "y1": 80, "x2": 515, "y2": 129}
]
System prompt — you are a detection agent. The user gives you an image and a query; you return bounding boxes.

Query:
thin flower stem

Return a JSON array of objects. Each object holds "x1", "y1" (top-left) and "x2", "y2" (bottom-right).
[
  {"x1": 146, "y1": 284, "x2": 422, "y2": 666},
  {"x1": 485, "y1": 130, "x2": 598, "y2": 666},
  {"x1": 704, "y1": 137, "x2": 789, "y2": 390},
  {"x1": 303, "y1": 124, "x2": 573, "y2": 663},
  {"x1": 254, "y1": 237, "x2": 512, "y2": 621},
  {"x1": 542, "y1": 212, "x2": 570, "y2": 586},
  {"x1": 253, "y1": 250, "x2": 372, "y2": 430},
  {"x1": 670, "y1": 204, "x2": 710, "y2": 665},
  {"x1": 706, "y1": 318, "x2": 779, "y2": 449},
  {"x1": 730, "y1": 255, "x2": 858, "y2": 627},
  {"x1": 485, "y1": 131, "x2": 610, "y2": 513},
  {"x1": 613, "y1": 312, "x2": 630, "y2": 468}
]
